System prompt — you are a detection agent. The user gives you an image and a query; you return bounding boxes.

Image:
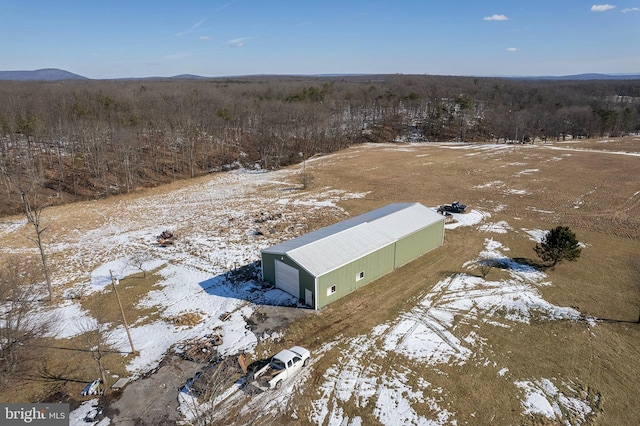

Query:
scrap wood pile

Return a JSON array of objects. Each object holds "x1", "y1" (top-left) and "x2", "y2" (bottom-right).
[
  {"x1": 176, "y1": 330, "x2": 223, "y2": 363},
  {"x1": 166, "y1": 312, "x2": 202, "y2": 327},
  {"x1": 442, "y1": 213, "x2": 456, "y2": 224},
  {"x1": 156, "y1": 230, "x2": 176, "y2": 247},
  {"x1": 253, "y1": 211, "x2": 286, "y2": 236}
]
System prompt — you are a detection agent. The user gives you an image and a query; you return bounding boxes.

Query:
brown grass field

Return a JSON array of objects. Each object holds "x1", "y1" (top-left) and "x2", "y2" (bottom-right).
[
  {"x1": 1, "y1": 136, "x2": 639, "y2": 424},
  {"x1": 246, "y1": 137, "x2": 640, "y2": 425}
]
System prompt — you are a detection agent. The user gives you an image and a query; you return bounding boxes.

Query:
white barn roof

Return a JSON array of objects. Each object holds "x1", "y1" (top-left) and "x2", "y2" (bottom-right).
[{"x1": 262, "y1": 202, "x2": 444, "y2": 277}]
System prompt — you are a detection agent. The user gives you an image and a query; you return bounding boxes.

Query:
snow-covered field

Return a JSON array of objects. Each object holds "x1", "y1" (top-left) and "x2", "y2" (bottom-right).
[
  {"x1": 1, "y1": 142, "x2": 611, "y2": 425},
  {"x1": 306, "y1": 235, "x2": 596, "y2": 426},
  {"x1": 27, "y1": 169, "x2": 371, "y2": 373}
]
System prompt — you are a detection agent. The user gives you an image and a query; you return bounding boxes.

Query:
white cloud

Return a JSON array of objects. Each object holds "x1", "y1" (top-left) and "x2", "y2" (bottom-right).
[
  {"x1": 591, "y1": 4, "x2": 616, "y2": 12},
  {"x1": 199, "y1": 36, "x2": 212, "y2": 41},
  {"x1": 225, "y1": 37, "x2": 250, "y2": 48},
  {"x1": 622, "y1": 7, "x2": 640, "y2": 12},
  {"x1": 506, "y1": 47, "x2": 519, "y2": 52},
  {"x1": 484, "y1": 14, "x2": 509, "y2": 21}
]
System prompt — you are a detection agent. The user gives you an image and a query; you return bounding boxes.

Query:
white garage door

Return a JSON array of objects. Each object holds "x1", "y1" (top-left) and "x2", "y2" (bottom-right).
[{"x1": 275, "y1": 260, "x2": 300, "y2": 298}]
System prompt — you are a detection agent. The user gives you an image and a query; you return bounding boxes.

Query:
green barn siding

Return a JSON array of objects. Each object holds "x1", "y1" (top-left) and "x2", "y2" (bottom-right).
[
  {"x1": 261, "y1": 205, "x2": 446, "y2": 310},
  {"x1": 261, "y1": 253, "x2": 278, "y2": 283},
  {"x1": 261, "y1": 253, "x2": 314, "y2": 301},
  {"x1": 316, "y1": 244, "x2": 395, "y2": 309},
  {"x1": 299, "y1": 273, "x2": 316, "y2": 306},
  {"x1": 394, "y1": 222, "x2": 444, "y2": 267}
]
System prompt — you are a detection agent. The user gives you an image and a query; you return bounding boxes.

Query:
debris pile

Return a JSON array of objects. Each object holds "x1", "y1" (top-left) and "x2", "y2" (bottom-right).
[
  {"x1": 176, "y1": 330, "x2": 223, "y2": 363},
  {"x1": 81, "y1": 378, "x2": 103, "y2": 397},
  {"x1": 253, "y1": 212, "x2": 284, "y2": 236},
  {"x1": 156, "y1": 230, "x2": 176, "y2": 247},
  {"x1": 165, "y1": 312, "x2": 202, "y2": 327},
  {"x1": 442, "y1": 212, "x2": 456, "y2": 224}
]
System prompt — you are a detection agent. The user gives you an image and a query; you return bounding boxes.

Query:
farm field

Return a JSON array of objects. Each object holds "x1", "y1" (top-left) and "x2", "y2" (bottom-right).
[{"x1": 1, "y1": 137, "x2": 639, "y2": 425}]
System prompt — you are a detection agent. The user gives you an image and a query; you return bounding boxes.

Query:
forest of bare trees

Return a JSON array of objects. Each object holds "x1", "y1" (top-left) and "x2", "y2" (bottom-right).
[{"x1": 1, "y1": 74, "x2": 639, "y2": 216}]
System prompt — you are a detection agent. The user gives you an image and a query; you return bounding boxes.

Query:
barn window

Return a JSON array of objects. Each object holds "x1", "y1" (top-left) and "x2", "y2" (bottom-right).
[
  {"x1": 327, "y1": 285, "x2": 336, "y2": 296},
  {"x1": 356, "y1": 271, "x2": 365, "y2": 281}
]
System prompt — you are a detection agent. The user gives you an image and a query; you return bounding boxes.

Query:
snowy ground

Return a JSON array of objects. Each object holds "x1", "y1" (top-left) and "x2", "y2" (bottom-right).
[
  {"x1": 0, "y1": 143, "x2": 608, "y2": 425},
  {"x1": 186, "y1": 207, "x2": 599, "y2": 426},
  {"x1": 305, "y1": 235, "x2": 595, "y2": 426},
  {"x1": 16, "y1": 168, "x2": 367, "y2": 376}
]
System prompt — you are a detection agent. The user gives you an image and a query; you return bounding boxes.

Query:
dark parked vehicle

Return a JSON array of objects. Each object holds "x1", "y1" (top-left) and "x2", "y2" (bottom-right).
[{"x1": 438, "y1": 201, "x2": 467, "y2": 214}]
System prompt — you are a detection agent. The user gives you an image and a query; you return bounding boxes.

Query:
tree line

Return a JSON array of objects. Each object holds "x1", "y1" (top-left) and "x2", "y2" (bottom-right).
[{"x1": 1, "y1": 74, "x2": 639, "y2": 215}]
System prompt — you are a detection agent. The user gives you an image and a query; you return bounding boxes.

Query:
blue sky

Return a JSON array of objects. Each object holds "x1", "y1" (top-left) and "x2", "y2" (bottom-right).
[{"x1": 1, "y1": 1, "x2": 639, "y2": 79}]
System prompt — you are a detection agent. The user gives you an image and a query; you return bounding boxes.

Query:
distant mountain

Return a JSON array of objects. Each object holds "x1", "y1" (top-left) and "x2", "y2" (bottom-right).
[
  {"x1": 1, "y1": 69, "x2": 639, "y2": 82},
  {"x1": 170, "y1": 74, "x2": 208, "y2": 80},
  {"x1": 111, "y1": 74, "x2": 210, "y2": 81},
  {"x1": 515, "y1": 73, "x2": 640, "y2": 81},
  {"x1": 0, "y1": 68, "x2": 88, "y2": 81}
]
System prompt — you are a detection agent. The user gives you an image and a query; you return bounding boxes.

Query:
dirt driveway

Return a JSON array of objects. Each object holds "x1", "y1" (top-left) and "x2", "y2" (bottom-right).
[{"x1": 104, "y1": 304, "x2": 310, "y2": 424}]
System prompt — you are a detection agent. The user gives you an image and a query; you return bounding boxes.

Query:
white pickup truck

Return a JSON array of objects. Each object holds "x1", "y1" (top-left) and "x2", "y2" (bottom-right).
[{"x1": 251, "y1": 346, "x2": 311, "y2": 391}]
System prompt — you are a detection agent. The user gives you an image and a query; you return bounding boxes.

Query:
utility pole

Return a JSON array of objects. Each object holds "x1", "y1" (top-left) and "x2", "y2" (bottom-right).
[{"x1": 109, "y1": 270, "x2": 137, "y2": 355}]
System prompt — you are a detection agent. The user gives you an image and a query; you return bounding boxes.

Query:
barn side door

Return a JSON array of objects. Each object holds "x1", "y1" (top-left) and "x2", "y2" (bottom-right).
[{"x1": 305, "y1": 289, "x2": 313, "y2": 308}]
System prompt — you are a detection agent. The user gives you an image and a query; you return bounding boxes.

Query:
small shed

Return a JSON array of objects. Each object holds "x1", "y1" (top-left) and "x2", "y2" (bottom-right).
[{"x1": 261, "y1": 202, "x2": 445, "y2": 310}]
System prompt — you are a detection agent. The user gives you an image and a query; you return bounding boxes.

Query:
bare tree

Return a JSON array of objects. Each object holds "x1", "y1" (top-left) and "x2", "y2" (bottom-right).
[
  {"x1": 477, "y1": 256, "x2": 496, "y2": 279},
  {"x1": 128, "y1": 250, "x2": 153, "y2": 278},
  {"x1": 2, "y1": 76, "x2": 640, "y2": 219},
  {"x1": 20, "y1": 191, "x2": 54, "y2": 301},
  {"x1": 181, "y1": 356, "x2": 242, "y2": 425},
  {"x1": 0, "y1": 256, "x2": 52, "y2": 385},
  {"x1": 76, "y1": 308, "x2": 116, "y2": 392}
]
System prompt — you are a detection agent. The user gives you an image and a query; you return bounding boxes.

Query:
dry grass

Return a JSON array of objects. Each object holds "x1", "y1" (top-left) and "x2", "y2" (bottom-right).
[
  {"x1": 2, "y1": 137, "x2": 639, "y2": 423},
  {"x1": 244, "y1": 137, "x2": 640, "y2": 425},
  {"x1": 78, "y1": 269, "x2": 164, "y2": 327},
  {"x1": 0, "y1": 269, "x2": 163, "y2": 403}
]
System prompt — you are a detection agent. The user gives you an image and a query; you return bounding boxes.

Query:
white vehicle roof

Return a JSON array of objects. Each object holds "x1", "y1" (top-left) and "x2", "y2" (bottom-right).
[{"x1": 273, "y1": 346, "x2": 310, "y2": 364}]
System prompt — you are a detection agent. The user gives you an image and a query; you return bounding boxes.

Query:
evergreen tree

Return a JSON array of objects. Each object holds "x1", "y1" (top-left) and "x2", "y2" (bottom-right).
[{"x1": 534, "y1": 226, "x2": 582, "y2": 266}]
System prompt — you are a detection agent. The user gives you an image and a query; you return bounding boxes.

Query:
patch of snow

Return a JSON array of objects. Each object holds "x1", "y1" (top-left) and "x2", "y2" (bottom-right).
[
  {"x1": 526, "y1": 207, "x2": 554, "y2": 214},
  {"x1": 69, "y1": 399, "x2": 110, "y2": 425},
  {"x1": 311, "y1": 334, "x2": 454, "y2": 426},
  {"x1": 88, "y1": 257, "x2": 166, "y2": 295},
  {"x1": 515, "y1": 168, "x2": 539, "y2": 176},
  {"x1": 374, "y1": 371, "x2": 454, "y2": 426},
  {"x1": 516, "y1": 378, "x2": 595, "y2": 424},
  {"x1": 484, "y1": 238, "x2": 505, "y2": 252},
  {"x1": 474, "y1": 180, "x2": 504, "y2": 189},
  {"x1": 2, "y1": 144, "x2": 603, "y2": 424},
  {"x1": 541, "y1": 145, "x2": 640, "y2": 157},
  {"x1": 9, "y1": 166, "x2": 367, "y2": 383},
  {"x1": 522, "y1": 228, "x2": 547, "y2": 243},
  {"x1": 42, "y1": 300, "x2": 94, "y2": 339},
  {"x1": 0, "y1": 218, "x2": 27, "y2": 235},
  {"x1": 503, "y1": 189, "x2": 529, "y2": 195},
  {"x1": 478, "y1": 221, "x2": 512, "y2": 233},
  {"x1": 444, "y1": 209, "x2": 489, "y2": 229},
  {"x1": 311, "y1": 236, "x2": 588, "y2": 425}
]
